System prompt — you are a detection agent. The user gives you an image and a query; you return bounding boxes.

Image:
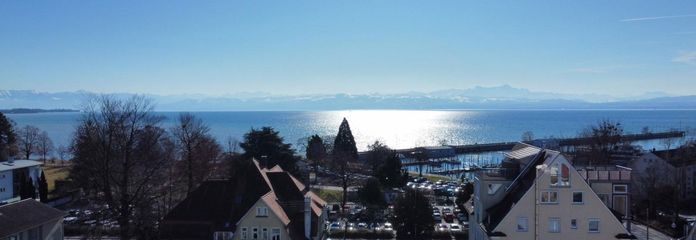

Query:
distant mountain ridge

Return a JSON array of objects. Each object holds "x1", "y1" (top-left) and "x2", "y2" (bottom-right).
[{"x1": 0, "y1": 86, "x2": 692, "y2": 111}]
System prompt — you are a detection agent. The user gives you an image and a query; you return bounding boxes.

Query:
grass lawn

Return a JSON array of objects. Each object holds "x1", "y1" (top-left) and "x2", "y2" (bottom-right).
[
  {"x1": 42, "y1": 164, "x2": 71, "y2": 192},
  {"x1": 407, "y1": 171, "x2": 456, "y2": 182},
  {"x1": 312, "y1": 187, "x2": 343, "y2": 203}
]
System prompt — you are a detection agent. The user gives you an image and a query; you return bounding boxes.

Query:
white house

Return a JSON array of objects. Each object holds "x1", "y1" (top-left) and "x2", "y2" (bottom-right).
[
  {"x1": 469, "y1": 143, "x2": 634, "y2": 240},
  {"x1": 0, "y1": 159, "x2": 43, "y2": 204}
]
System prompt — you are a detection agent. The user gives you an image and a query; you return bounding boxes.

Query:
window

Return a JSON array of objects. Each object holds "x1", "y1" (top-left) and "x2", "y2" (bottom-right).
[
  {"x1": 262, "y1": 228, "x2": 268, "y2": 240},
  {"x1": 548, "y1": 218, "x2": 560, "y2": 233},
  {"x1": 560, "y1": 164, "x2": 570, "y2": 186},
  {"x1": 271, "y1": 228, "x2": 281, "y2": 240},
  {"x1": 256, "y1": 207, "x2": 268, "y2": 217},
  {"x1": 613, "y1": 195, "x2": 627, "y2": 216},
  {"x1": 613, "y1": 185, "x2": 627, "y2": 194},
  {"x1": 253, "y1": 228, "x2": 259, "y2": 239},
  {"x1": 550, "y1": 164, "x2": 559, "y2": 185},
  {"x1": 571, "y1": 219, "x2": 577, "y2": 229},
  {"x1": 540, "y1": 191, "x2": 558, "y2": 203},
  {"x1": 214, "y1": 232, "x2": 233, "y2": 240},
  {"x1": 572, "y1": 192, "x2": 583, "y2": 204},
  {"x1": 0, "y1": 187, "x2": 5, "y2": 192},
  {"x1": 517, "y1": 217, "x2": 529, "y2": 232},
  {"x1": 241, "y1": 228, "x2": 248, "y2": 240},
  {"x1": 588, "y1": 219, "x2": 600, "y2": 233}
]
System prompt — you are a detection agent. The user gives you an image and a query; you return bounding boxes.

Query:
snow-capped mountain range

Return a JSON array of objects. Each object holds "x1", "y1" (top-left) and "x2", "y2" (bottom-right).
[{"x1": 1, "y1": 85, "x2": 694, "y2": 111}]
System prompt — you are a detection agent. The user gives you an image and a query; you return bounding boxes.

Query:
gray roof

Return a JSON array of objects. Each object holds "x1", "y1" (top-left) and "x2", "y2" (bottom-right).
[
  {"x1": 0, "y1": 160, "x2": 42, "y2": 172},
  {"x1": 0, "y1": 199, "x2": 66, "y2": 238}
]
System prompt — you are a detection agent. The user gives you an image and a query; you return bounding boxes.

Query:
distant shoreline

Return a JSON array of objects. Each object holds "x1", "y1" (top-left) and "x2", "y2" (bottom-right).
[{"x1": 0, "y1": 108, "x2": 79, "y2": 114}]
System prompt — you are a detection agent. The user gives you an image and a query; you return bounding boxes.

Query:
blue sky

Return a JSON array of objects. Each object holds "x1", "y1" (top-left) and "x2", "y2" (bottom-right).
[{"x1": 1, "y1": 1, "x2": 696, "y2": 96}]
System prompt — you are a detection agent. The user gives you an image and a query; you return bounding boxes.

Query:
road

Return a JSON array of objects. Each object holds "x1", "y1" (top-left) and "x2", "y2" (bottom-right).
[{"x1": 630, "y1": 222, "x2": 675, "y2": 240}]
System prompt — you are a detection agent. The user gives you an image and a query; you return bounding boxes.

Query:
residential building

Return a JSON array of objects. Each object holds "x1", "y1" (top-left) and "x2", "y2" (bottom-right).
[
  {"x1": 576, "y1": 165, "x2": 632, "y2": 220},
  {"x1": 0, "y1": 199, "x2": 67, "y2": 240},
  {"x1": 653, "y1": 146, "x2": 696, "y2": 199},
  {"x1": 468, "y1": 143, "x2": 634, "y2": 240},
  {"x1": 160, "y1": 159, "x2": 327, "y2": 240},
  {"x1": 0, "y1": 159, "x2": 42, "y2": 204}
]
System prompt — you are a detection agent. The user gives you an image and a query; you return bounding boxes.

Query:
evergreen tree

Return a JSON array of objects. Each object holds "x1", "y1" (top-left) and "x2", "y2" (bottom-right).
[
  {"x1": 0, "y1": 113, "x2": 16, "y2": 161},
  {"x1": 332, "y1": 118, "x2": 358, "y2": 162},
  {"x1": 331, "y1": 118, "x2": 358, "y2": 210},
  {"x1": 39, "y1": 170, "x2": 49, "y2": 202},
  {"x1": 240, "y1": 127, "x2": 300, "y2": 175},
  {"x1": 19, "y1": 173, "x2": 36, "y2": 199}
]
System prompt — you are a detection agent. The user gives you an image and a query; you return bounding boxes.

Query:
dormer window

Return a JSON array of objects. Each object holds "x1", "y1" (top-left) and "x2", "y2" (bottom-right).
[
  {"x1": 550, "y1": 163, "x2": 570, "y2": 187},
  {"x1": 550, "y1": 164, "x2": 559, "y2": 185},
  {"x1": 256, "y1": 207, "x2": 268, "y2": 217},
  {"x1": 561, "y1": 164, "x2": 570, "y2": 185}
]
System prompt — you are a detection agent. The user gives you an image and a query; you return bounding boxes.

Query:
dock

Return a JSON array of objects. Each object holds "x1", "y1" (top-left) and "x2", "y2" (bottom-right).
[{"x1": 360, "y1": 130, "x2": 685, "y2": 156}]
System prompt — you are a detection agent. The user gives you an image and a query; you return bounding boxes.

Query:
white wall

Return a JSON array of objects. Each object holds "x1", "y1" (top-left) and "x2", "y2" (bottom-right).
[{"x1": 0, "y1": 170, "x2": 13, "y2": 201}]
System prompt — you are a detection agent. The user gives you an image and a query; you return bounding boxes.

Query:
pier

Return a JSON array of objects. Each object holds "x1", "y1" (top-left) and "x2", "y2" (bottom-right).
[{"x1": 360, "y1": 130, "x2": 685, "y2": 156}]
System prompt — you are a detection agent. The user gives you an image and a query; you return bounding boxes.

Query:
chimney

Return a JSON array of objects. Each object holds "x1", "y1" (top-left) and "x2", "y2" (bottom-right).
[
  {"x1": 304, "y1": 196, "x2": 311, "y2": 240},
  {"x1": 536, "y1": 164, "x2": 546, "y2": 177}
]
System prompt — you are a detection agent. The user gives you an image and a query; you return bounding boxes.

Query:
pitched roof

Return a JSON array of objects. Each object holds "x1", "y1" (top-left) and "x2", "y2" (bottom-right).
[
  {"x1": 161, "y1": 160, "x2": 272, "y2": 236},
  {"x1": 260, "y1": 192, "x2": 291, "y2": 225},
  {"x1": 160, "y1": 159, "x2": 326, "y2": 239},
  {"x1": 0, "y1": 199, "x2": 66, "y2": 238},
  {"x1": 653, "y1": 145, "x2": 696, "y2": 168},
  {"x1": 0, "y1": 160, "x2": 42, "y2": 172},
  {"x1": 485, "y1": 148, "x2": 549, "y2": 231}
]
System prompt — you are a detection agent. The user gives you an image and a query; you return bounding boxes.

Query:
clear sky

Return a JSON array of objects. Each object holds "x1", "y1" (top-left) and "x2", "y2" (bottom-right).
[{"x1": 1, "y1": 1, "x2": 696, "y2": 96}]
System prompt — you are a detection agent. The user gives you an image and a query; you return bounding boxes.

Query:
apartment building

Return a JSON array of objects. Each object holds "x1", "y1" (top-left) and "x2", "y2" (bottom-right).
[{"x1": 468, "y1": 143, "x2": 634, "y2": 240}]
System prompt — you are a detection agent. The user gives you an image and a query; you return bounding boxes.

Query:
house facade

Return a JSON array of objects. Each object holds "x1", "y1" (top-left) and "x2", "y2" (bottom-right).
[
  {"x1": 469, "y1": 143, "x2": 633, "y2": 240},
  {"x1": 0, "y1": 159, "x2": 42, "y2": 204},
  {"x1": 160, "y1": 159, "x2": 327, "y2": 240},
  {"x1": 0, "y1": 199, "x2": 66, "y2": 240}
]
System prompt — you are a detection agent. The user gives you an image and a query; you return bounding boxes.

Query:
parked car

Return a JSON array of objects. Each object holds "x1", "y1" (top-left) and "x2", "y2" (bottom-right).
[
  {"x1": 347, "y1": 222, "x2": 356, "y2": 231},
  {"x1": 383, "y1": 222, "x2": 393, "y2": 232},
  {"x1": 357, "y1": 222, "x2": 368, "y2": 230},
  {"x1": 457, "y1": 213, "x2": 468, "y2": 222},
  {"x1": 450, "y1": 223, "x2": 462, "y2": 232},
  {"x1": 329, "y1": 222, "x2": 341, "y2": 232},
  {"x1": 444, "y1": 212, "x2": 455, "y2": 223},
  {"x1": 437, "y1": 223, "x2": 449, "y2": 232},
  {"x1": 433, "y1": 212, "x2": 442, "y2": 222}
]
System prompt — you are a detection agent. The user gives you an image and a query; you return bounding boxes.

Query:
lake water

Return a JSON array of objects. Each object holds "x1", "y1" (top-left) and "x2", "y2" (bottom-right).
[{"x1": 6, "y1": 110, "x2": 696, "y2": 154}]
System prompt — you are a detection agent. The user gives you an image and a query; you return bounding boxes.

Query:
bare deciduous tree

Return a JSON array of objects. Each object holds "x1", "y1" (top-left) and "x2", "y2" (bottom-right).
[
  {"x1": 57, "y1": 144, "x2": 69, "y2": 161},
  {"x1": 17, "y1": 125, "x2": 39, "y2": 159},
  {"x1": 70, "y1": 95, "x2": 174, "y2": 239},
  {"x1": 521, "y1": 131, "x2": 534, "y2": 142},
  {"x1": 171, "y1": 112, "x2": 221, "y2": 195},
  {"x1": 578, "y1": 120, "x2": 624, "y2": 165},
  {"x1": 36, "y1": 131, "x2": 53, "y2": 163}
]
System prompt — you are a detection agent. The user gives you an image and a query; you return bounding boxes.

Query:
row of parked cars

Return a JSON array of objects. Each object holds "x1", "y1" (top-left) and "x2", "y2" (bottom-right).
[
  {"x1": 406, "y1": 178, "x2": 464, "y2": 196},
  {"x1": 63, "y1": 207, "x2": 120, "y2": 229},
  {"x1": 436, "y1": 223, "x2": 465, "y2": 233},
  {"x1": 433, "y1": 205, "x2": 468, "y2": 224},
  {"x1": 328, "y1": 221, "x2": 394, "y2": 233}
]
